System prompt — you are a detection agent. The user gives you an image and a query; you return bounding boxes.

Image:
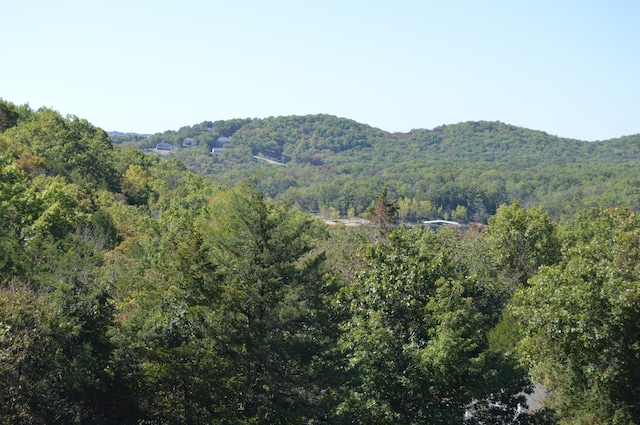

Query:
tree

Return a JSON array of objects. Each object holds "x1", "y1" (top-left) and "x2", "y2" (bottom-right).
[
  {"x1": 0, "y1": 285, "x2": 54, "y2": 424},
  {"x1": 5, "y1": 108, "x2": 119, "y2": 191},
  {"x1": 0, "y1": 99, "x2": 19, "y2": 132},
  {"x1": 124, "y1": 221, "x2": 229, "y2": 424},
  {"x1": 102, "y1": 182, "x2": 344, "y2": 423},
  {"x1": 339, "y1": 226, "x2": 530, "y2": 424},
  {"x1": 0, "y1": 154, "x2": 29, "y2": 279},
  {"x1": 451, "y1": 204, "x2": 468, "y2": 223},
  {"x1": 486, "y1": 201, "x2": 561, "y2": 287},
  {"x1": 512, "y1": 207, "x2": 640, "y2": 423},
  {"x1": 364, "y1": 187, "x2": 397, "y2": 231},
  {"x1": 207, "y1": 184, "x2": 343, "y2": 423},
  {"x1": 0, "y1": 231, "x2": 136, "y2": 424},
  {"x1": 121, "y1": 164, "x2": 153, "y2": 205}
]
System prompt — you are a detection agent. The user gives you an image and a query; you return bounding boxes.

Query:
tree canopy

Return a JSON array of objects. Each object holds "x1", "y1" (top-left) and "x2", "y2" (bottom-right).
[
  {"x1": 111, "y1": 114, "x2": 640, "y2": 223},
  {"x1": 3, "y1": 100, "x2": 640, "y2": 424},
  {"x1": 512, "y1": 207, "x2": 640, "y2": 423}
]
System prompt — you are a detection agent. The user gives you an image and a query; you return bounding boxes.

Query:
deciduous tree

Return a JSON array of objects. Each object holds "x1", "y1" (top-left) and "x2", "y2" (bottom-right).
[
  {"x1": 486, "y1": 201, "x2": 561, "y2": 287},
  {"x1": 512, "y1": 207, "x2": 640, "y2": 423},
  {"x1": 339, "y1": 226, "x2": 530, "y2": 424}
]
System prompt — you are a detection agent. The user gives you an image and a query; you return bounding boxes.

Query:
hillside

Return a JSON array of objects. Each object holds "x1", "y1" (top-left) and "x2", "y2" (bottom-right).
[
  {"x1": 112, "y1": 115, "x2": 640, "y2": 222},
  {"x1": 4, "y1": 99, "x2": 640, "y2": 423}
]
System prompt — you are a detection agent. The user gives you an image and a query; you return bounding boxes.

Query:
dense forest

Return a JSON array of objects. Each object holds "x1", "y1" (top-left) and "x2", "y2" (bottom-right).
[
  {"x1": 2, "y1": 98, "x2": 640, "y2": 424},
  {"x1": 111, "y1": 114, "x2": 640, "y2": 223}
]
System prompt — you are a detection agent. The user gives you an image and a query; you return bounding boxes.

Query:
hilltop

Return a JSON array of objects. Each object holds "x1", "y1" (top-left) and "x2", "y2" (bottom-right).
[{"x1": 111, "y1": 114, "x2": 640, "y2": 222}]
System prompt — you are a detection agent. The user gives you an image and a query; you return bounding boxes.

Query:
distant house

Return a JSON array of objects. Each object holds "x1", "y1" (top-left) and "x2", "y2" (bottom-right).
[
  {"x1": 211, "y1": 136, "x2": 231, "y2": 154},
  {"x1": 216, "y1": 136, "x2": 231, "y2": 145},
  {"x1": 182, "y1": 137, "x2": 197, "y2": 147},
  {"x1": 156, "y1": 143, "x2": 173, "y2": 151}
]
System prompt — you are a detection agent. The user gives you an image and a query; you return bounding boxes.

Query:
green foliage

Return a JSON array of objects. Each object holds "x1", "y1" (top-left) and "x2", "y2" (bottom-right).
[
  {"x1": 0, "y1": 99, "x2": 19, "y2": 132},
  {"x1": 0, "y1": 154, "x2": 29, "y2": 278},
  {"x1": 339, "y1": 226, "x2": 530, "y2": 424},
  {"x1": 110, "y1": 119, "x2": 252, "y2": 152},
  {"x1": 0, "y1": 153, "x2": 96, "y2": 280},
  {"x1": 0, "y1": 231, "x2": 137, "y2": 423},
  {"x1": 5, "y1": 108, "x2": 119, "y2": 191},
  {"x1": 121, "y1": 164, "x2": 153, "y2": 205},
  {"x1": 206, "y1": 184, "x2": 343, "y2": 423},
  {"x1": 451, "y1": 204, "x2": 468, "y2": 223},
  {"x1": 0, "y1": 285, "x2": 54, "y2": 424},
  {"x1": 92, "y1": 180, "x2": 344, "y2": 423},
  {"x1": 512, "y1": 207, "x2": 640, "y2": 423},
  {"x1": 131, "y1": 115, "x2": 640, "y2": 224},
  {"x1": 486, "y1": 201, "x2": 562, "y2": 286},
  {"x1": 5, "y1": 97, "x2": 640, "y2": 424}
]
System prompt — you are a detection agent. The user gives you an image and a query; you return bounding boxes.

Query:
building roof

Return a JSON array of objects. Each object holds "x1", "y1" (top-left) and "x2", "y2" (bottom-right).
[
  {"x1": 156, "y1": 142, "x2": 173, "y2": 150},
  {"x1": 422, "y1": 220, "x2": 460, "y2": 226}
]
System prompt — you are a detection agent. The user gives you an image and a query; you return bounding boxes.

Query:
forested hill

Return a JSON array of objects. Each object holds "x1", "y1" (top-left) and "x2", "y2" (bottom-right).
[
  {"x1": 5, "y1": 99, "x2": 640, "y2": 423},
  {"x1": 112, "y1": 114, "x2": 640, "y2": 222},
  {"x1": 112, "y1": 114, "x2": 640, "y2": 164}
]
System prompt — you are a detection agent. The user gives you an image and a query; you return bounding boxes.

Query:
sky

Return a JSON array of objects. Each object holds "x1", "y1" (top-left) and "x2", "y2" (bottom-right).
[{"x1": 3, "y1": 0, "x2": 639, "y2": 141}]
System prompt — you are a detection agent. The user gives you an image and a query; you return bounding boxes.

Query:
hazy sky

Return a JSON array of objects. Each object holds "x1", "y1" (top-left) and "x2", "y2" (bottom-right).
[{"x1": 3, "y1": 1, "x2": 639, "y2": 140}]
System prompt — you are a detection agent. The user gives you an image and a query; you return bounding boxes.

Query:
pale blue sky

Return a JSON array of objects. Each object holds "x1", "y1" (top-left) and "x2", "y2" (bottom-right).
[{"x1": 3, "y1": 1, "x2": 639, "y2": 140}]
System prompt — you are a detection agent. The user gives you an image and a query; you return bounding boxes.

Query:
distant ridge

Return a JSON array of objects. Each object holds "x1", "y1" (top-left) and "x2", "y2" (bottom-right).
[{"x1": 108, "y1": 114, "x2": 640, "y2": 222}]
